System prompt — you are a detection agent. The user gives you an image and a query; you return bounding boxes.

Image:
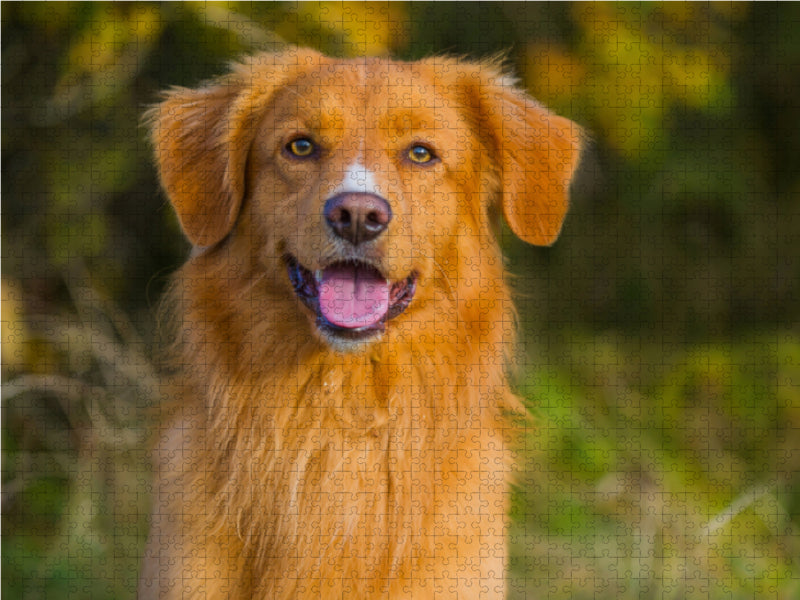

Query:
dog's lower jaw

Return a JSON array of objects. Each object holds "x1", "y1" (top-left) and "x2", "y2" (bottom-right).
[{"x1": 316, "y1": 322, "x2": 385, "y2": 353}]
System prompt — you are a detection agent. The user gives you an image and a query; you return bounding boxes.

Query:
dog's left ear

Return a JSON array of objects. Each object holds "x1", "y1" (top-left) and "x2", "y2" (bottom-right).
[{"x1": 468, "y1": 71, "x2": 584, "y2": 246}]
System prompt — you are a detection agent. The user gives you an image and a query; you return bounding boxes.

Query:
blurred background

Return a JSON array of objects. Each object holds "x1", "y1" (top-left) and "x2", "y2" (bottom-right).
[{"x1": 2, "y1": 3, "x2": 798, "y2": 598}]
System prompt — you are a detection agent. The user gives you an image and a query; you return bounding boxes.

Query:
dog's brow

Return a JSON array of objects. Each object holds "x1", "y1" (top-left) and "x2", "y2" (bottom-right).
[
  {"x1": 380, "y1": 109, "x2": 441, "y2": 136},
  {"x1": 288, "y1": 107, "x2": 345, "y2": 134},
  {"x1": 316, "y1": 106, "x2": 345, "y2": 131}
]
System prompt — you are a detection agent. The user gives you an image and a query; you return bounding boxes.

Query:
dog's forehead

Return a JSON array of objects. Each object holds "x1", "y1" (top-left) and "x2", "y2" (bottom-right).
[{"x1": 271, "y1": 58, "x2": 452, "y2": 118}]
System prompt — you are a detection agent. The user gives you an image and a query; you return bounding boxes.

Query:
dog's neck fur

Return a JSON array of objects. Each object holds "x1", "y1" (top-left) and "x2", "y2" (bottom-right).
[{"x1": 159, "y1": 238, "x2": 523, "y2": 595}]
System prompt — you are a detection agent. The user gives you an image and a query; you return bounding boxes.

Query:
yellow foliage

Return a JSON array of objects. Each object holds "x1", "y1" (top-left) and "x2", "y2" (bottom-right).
[
  {"x1": 277, "y1": 2, "x2": 407, "y2": 56},
  {"x1": 1, "y1": 278, "x2": 28, "y2": 373},
  {"x1": 50, "y1": 4, "x2": 162, "y2": 118},
  {"x1": 522, "y1": 3, "x2": 744, "y2": 158},
  {"x1": 187, "y1": 3, "x2": 284, "y2": 49},
  {"x1": 523, "y1": 43, "x2": 587, "y2": 102}
]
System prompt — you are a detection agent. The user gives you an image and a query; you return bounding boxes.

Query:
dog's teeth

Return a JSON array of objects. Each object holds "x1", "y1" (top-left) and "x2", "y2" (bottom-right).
[{"x1": 315, "y1": 270, "x2": 323, "y2": 283}]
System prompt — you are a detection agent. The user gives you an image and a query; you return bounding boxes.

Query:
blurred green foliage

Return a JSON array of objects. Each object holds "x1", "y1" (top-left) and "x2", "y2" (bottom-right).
[
  {"x1": 2, "y1": 3, "x2": 798, "y2": 598},
  {"x1": 511, "y1": 333, "x2": 799, "y2": 598}
]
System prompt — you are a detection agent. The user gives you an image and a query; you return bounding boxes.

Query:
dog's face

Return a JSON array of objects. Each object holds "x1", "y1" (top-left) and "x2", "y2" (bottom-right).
[{"x1": 149, "y1": 50, "x2": 582, "y2": 352}]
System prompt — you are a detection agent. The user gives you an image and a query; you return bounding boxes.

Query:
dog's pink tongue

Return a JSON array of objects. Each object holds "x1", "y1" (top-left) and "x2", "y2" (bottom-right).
[{"x1": 319, "y1": 265, "x2": 389, "y2": 329}]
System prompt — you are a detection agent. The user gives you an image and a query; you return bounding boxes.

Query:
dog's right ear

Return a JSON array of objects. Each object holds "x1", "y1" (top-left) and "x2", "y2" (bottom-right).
[
  {"x1": 147, "y1": 49, "x2": 322, "y2": 248},
  {"x1": 147, "y1": 82, "x2": 244, "y2": 248}
]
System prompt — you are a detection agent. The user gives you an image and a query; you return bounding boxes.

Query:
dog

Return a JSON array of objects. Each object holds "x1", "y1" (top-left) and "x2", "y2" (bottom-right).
[{"x1": 139, "y1": 48, "x2": 582, "y2": 599}]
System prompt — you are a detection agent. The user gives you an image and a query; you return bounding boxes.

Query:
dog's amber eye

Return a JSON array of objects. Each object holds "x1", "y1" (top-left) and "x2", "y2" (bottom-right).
[
  {"x1": 287, "y1": 138, "x2": 315, "y2": 158},
  {"x1": 407, "y1": 145, "x2": 434, "y2": 164}
]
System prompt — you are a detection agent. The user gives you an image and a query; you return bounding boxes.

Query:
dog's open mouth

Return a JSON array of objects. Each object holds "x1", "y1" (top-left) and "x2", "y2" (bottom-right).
[{"x1": 285, "y1": 255, "x2": 417, "y2": 341}]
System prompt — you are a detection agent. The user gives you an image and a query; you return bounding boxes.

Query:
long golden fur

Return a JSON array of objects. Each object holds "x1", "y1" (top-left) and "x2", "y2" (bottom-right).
[{"x1": 139, "y1": 48, "x2": 582, "y2": 599}]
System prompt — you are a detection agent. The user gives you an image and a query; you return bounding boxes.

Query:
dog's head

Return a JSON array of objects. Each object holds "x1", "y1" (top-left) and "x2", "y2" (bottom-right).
[{"x1": 149, "y1": 49, "x2": 582, "y2": 352}]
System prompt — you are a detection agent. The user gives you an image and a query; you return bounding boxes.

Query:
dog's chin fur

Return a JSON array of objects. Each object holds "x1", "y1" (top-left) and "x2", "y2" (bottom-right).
[
  {"x1": 315, "y1": 324, "x2": 384, "y2": 353},
  {"x1": 139, "y1": 48, "x2": 582, "y2": 600}
]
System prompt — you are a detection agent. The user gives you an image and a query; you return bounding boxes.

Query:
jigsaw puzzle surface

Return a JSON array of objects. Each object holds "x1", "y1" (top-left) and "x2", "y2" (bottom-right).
[{"x1": 2, "y1": 4, "x2": 798, "y2": 599}]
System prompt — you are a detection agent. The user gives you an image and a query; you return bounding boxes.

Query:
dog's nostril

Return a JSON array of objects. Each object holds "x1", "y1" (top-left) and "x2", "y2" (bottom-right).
[{"x1": 324, "y1": 193, "x2": 392, "y2": 245}]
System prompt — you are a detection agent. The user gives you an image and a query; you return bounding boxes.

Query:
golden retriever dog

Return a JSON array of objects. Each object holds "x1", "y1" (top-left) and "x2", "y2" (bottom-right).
[{"x1": 139, "y1": 48, "x2": 582, "y2": 599}]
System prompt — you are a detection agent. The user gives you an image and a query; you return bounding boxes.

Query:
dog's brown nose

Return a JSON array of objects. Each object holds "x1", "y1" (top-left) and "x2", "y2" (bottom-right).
[{"x1": 324, "y1": 193, "x2": 392, "y2": 245}]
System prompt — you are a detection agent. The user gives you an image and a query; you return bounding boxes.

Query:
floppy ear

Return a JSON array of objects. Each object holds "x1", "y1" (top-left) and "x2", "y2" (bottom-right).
[
  {"x1": 147, "y1": 48, "x2": 322, "y2": 248},
  {"x1": 147, "y1": 82, "x2": 243, "y2": 248},
  {"x1": 473, "y1": 74, "x2": 584, "y2": 246}
]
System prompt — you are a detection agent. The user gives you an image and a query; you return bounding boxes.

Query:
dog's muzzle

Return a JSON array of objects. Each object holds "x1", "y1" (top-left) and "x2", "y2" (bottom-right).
[{"x1": 284, "y1": 192, "x2": 416, "y2": 344}]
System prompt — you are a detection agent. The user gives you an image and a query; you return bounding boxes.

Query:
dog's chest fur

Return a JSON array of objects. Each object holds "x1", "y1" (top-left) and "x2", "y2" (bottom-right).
[
  {"x1": 153, "y1": 246, "x2": 518, "y2": 597},
  {"x1": 160, "y1": 287, "x2": 516, "y2": 597}
]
